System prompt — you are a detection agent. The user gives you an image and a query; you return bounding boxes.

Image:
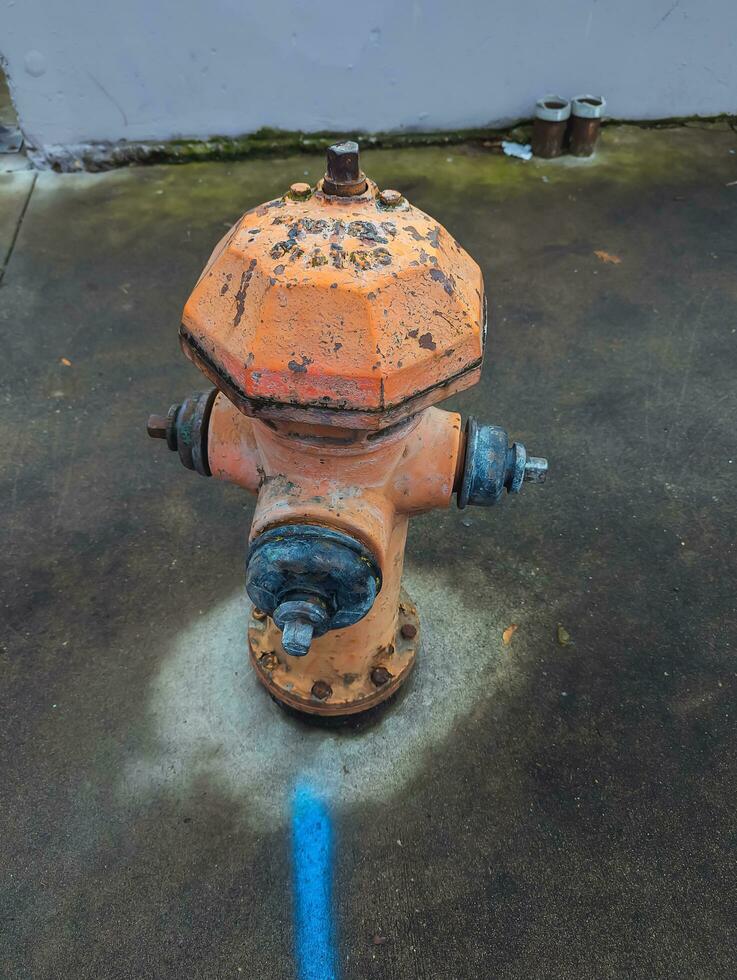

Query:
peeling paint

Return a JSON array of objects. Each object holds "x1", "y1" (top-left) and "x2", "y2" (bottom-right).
[{"x1": 233, "y1": 258, "x2": 257, "y2": 325}]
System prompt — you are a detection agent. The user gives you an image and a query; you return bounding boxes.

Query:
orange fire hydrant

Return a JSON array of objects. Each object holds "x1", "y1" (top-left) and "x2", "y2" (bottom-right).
[{"x1": 148, "y1": 142, "x2": 547, "y2": 717}]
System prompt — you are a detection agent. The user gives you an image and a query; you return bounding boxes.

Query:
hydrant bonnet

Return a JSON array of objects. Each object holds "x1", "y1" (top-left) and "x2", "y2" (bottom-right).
[{"x1": 178, "y1": 155, "x2": 485, "y2": 430}]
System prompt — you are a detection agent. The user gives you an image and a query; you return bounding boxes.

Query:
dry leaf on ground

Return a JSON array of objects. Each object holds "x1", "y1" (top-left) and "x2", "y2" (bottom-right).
[
  {"x1": 594, "y1": 250, "x2": 622, "y2": 265},
  {"x1": 502, "y1": 624, "x2": 519, "y2": 645},
  {"x1": 556, "y1": 624, "x2": 572, "y2": 646}
]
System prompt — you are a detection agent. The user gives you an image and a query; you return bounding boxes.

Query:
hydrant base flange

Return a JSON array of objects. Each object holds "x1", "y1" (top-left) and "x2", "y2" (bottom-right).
[{"x1": 247, "y1": 589, "x2": 420, "y2": 717}]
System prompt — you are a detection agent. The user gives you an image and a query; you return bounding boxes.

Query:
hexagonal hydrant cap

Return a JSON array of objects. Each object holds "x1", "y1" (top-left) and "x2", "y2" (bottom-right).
[{"x1": 179, "y1": 140, "x2": 485, "y2": 430}]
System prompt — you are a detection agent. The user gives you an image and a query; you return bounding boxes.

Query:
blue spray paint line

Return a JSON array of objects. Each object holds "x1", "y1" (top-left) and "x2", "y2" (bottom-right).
[{"x1": 291, "y1": 781, "x2": 338, "y2": 980}]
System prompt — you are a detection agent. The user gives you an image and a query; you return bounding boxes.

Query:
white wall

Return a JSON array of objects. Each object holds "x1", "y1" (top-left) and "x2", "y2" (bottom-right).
[{"x1": 2, "y1": 0, "x2": 736, "y2": 151}]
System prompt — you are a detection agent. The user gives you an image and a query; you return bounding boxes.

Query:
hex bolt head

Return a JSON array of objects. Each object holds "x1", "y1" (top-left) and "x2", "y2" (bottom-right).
[
  {"x1": 311, "y1": 680, "x2": 332, "y2": 700},
  {"x1": 147, "y1": 414, "x2": 168, "y2": 439},
  {"x1": 524, "y1": 456, "x2": 548, "y2": 483},
  {"x1": 400, "y1": 622, "x2": 417, "y2": 639},
  {"x1": 327, "y1": 141, "x2": 359, "y2": 182},
  {"x1": 371, "y1": 666, "x2": 393, "y2": 687},
  {"x1": 146, "y1": 402, "x2": 181, "y2": 452},
  {"x1": 281, "y1": 618, "x2": 315, "y2": 658},
  {"x1": 323, "y1": 140, "x2": 367, "y2": 197},
  {"x1": 273, "y1": 597, "x2": 329, "y2": 657}
]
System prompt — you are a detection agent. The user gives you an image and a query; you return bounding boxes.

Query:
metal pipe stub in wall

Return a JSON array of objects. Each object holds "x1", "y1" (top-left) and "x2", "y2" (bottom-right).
[
  {"x1": 532, "y1": 95, "x2": 571, "y2": 159},
  {"x1": 146, "y1": 140, "x2": 549, "y2": 717},
  {"x1": 569, "y1": 95, "x2": 606, "y2": 157},
  {"x1": 532, "y1": 93, "x2": 606, "y2": 159}
]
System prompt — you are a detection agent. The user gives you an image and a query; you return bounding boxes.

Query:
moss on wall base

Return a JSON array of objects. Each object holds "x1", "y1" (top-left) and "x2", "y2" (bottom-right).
[{"x1": 30, "y1": 116, "x2": 737, "y2": 173}]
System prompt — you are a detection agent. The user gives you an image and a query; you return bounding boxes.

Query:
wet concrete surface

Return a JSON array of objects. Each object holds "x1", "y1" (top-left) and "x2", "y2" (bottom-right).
[
  {"x1": 2, "y1": 127, "x2": 737, "y2": 978},
  {"x1": 0, "y1": 174, "x2": 34, "y2": 272}
]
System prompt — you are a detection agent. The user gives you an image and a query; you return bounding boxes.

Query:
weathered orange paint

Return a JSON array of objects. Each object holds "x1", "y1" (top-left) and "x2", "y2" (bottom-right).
[
  {"x1": 208, "y1": 391, "x2": 462, "y2": 563},
  {"x1": 180, "y1": 178, "x2": 485, "y2": 430},
  {"x1": 165, "y1": 154, "x2": 496, "y2": 714},
  {"x1": 247, "y1": 580, "x2": 420, "y2": 717},
  {"x1": 207, "y1": 389, "x2": 462, "y2": 714},
  {"x1": 148, "y1": 149, "x2": 548, "y2": 714}
]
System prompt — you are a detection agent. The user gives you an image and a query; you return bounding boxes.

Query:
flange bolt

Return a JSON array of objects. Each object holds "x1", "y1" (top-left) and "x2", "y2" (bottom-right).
[
  {"x1": 371, "y1": 666, "x2": 393, "y2": 687},
  {"x1": 288, "y1": 182, "x2": 312, "y2": 201},
  {"x1": 378, "y1": 188, "x2": 404, "y2": 208},
  {"x1": 311, "y1": 680, "x2": 333, "y2": 701}
]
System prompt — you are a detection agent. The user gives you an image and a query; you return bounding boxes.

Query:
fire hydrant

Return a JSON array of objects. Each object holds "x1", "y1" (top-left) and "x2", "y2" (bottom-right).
[{"x1": 147, "y1": 141, "x2": 547, "y2": 717}]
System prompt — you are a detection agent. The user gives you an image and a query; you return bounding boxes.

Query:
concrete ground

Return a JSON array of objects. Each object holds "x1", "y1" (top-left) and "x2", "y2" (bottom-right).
[{"x1": 2, "y1": 125, "x2": 737, "y2": 979}]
